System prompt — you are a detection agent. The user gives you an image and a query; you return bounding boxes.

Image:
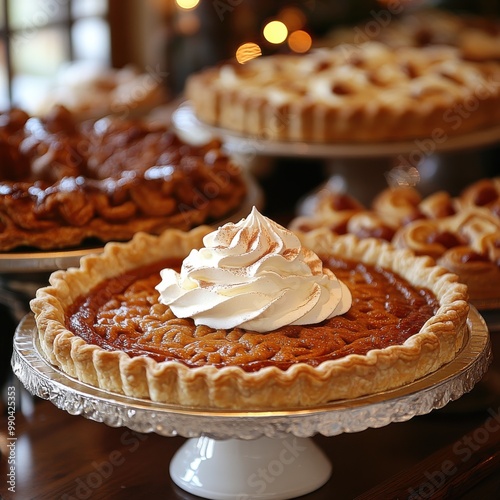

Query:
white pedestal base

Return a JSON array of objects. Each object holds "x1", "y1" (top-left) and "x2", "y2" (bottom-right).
[{"x1": 169, "y1": 435, "x2": 332, "y2": 500}]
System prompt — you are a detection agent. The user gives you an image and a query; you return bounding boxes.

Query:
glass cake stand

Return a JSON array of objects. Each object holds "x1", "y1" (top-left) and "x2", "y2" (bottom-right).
[{"x1": 12, "y1": 309, "x2": 491, "y2": 500}]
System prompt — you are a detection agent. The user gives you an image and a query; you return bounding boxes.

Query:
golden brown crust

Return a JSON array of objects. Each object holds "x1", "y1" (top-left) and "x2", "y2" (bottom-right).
[
  {"x1": 31, "y1": 226, "x2": 468, "y2": 409},
  {"x1": 186, "y1": 42, "x2": 500, "y2": 143}
]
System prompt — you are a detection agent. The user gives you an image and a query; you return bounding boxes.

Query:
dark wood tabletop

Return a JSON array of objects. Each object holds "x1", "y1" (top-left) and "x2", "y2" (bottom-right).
[{"x1": 1, "y1": 320, "x2": 500, "y2": 500}]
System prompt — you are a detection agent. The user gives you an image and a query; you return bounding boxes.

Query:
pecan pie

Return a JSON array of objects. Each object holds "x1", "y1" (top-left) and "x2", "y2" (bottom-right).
[
  {"x1": 185, "y1": 42, "x2": 500, "y2": 143},
  {"x1": 0, "y1": 106, "x2": 247, "y2": 251},
  {"x1": 290, "y1": 177, "x2": 500, "y2": 306},
  {"x1": 31, "y1": 221, "x2": 468, "y2": 409}
]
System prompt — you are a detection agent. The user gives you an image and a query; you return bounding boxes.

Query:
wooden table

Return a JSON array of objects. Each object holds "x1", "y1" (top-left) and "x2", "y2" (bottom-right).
[{"x1": 2, "y1": 322, "x2": 500, "y2": 500}]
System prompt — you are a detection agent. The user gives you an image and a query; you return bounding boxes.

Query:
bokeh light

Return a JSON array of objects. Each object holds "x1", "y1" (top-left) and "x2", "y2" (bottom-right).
[
  {"x1": 176, "y1": 0, "x2": 200, "y2": 10},
  {"x1": 235, "y1": 42, "x2": 262, "y2": 64},
  {"x1": 278, "y1": 7, "x2": 306, "y2": 32},
  {"x1": 176, "y1": 12, "x2": 200, "y2": 35},
  {"x1": 288, "y1": 30, "x2": 312, "y2": 53},
  {"x1": 263, "y1": 20, "x2": 288, "y2": 44}
]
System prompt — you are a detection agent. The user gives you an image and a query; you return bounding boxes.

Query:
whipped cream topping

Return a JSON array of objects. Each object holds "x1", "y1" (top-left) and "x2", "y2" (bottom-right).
[{"x1": 156, "y1": 207, "x2": 351, "y2": 332}]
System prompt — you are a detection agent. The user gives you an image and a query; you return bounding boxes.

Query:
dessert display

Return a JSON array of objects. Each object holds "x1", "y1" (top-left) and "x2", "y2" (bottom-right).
[
  {"x1": 33, "y1": 63, "x2": 167, "y2": 121},
  {"x1": 31, "y1": 208, "x2": 468, "y2": 409},
  {"x1": 0, "y1": 106, "x2": 247, "y2": 251},
  {"x1": 185, "y1": 41, "x2": 500, "y2": 143},
  {"x1": 290, "y1": 177, "x2": 500, "y2": 306},
  {"x1": 322, "y1": 8, "x2": 500, "y2": 63}
]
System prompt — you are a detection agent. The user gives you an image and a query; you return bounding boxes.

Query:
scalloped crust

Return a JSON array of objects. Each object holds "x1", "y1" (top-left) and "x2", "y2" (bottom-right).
[{"x1": 30, "y1": 227, "x2": 469, "y2": 409}]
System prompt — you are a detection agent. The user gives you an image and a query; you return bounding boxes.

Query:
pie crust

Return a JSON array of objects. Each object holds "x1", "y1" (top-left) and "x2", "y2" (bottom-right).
[
  {"x1": 31, "y1": 226, "x2": 468, "y2": 409},
  {"x1": 290, "y1": 177, "x2": 500, "y2": 306},
  {"x1": 185, "y1": 42, "x2": 500, "y2": 143},
  {"x1": 0, "y1": 107, "x2": 247, "y2": 251}
]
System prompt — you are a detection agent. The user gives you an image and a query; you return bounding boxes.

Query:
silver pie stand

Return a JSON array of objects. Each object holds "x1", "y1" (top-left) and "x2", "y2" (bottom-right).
[{"x1": 12, "y1": 308, "x2": 491, "y2": 500}]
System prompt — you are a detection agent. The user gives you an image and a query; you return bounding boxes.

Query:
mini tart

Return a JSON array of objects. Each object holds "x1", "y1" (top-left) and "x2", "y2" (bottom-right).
[
  {"x1": 185, "y1": 42, "x2": 500, "y2": 143},
  {"x1": 0, "y1": 106, "x2": 247, "y2": 251},
  {"x1": 31, "y1": 226, "x2": 469, "y2": 409}
]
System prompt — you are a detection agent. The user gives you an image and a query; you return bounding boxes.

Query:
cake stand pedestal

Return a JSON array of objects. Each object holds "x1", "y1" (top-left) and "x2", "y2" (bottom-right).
[{"x1": 12, "y1": 308, "x2": 491, "y2": 500}]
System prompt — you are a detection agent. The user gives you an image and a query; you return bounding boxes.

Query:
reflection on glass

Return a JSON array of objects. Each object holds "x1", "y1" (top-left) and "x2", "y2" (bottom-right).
[
  {"x1": 8, "y1": 0, "x2": 68, "y2": 30},
  {"x1": 72, "y1": 17, "x2": 110, "y2": 63}
]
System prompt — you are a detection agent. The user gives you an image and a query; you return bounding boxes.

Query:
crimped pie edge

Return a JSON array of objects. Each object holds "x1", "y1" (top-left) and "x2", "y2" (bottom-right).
[{"x1": 30, "y1": 226, "x2": 469, "y2": 409}]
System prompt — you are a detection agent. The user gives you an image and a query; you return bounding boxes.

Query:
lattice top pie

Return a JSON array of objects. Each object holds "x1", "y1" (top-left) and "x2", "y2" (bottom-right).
[
  {"x1": 31, "y1": 212, "x2": 468, "y2": 409},
  {"x1": 0, "y1": 106, "x2": 247, "y2": 251},
  {"x1": 186, "y1": 42, "x2": 500, "y2": 143}
]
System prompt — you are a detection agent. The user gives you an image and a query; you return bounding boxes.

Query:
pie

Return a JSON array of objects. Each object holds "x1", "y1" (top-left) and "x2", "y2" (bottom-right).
[
  {"x1": 185, "y1": 41, "x2": 500, "y2": 143},
  {"x1": 290, "y1": 177, "x2": 500, "y2": 307},
  {"x1": 31, "y1": 218, "x2": 468, "y2": 409},
  {"x1": 322, "y1": 8, "x2": 500, "y2": 63},
  {"x1": 0, "y1": 106, "x2": 247, "y2": 251},
  {"x1": 33, "y1": 63, "x2": 168, "y2": 121}
]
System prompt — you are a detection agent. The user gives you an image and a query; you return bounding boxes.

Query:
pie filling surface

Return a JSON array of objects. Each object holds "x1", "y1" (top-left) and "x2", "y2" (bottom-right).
[{"x1": 66, "y1": 255, "x2": 439, "y2": 372}]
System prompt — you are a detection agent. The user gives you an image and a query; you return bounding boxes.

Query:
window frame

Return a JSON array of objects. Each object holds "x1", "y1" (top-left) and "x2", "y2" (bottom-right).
[{"x1": 0, "y1": 0, "x2": 119, "y2": 109}]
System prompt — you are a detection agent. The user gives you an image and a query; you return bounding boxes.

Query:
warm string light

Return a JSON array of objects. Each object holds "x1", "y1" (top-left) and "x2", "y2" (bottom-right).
[
  {"x1": 288, "y1": 30, "x2": 312, "y2": 53},
  {"x1": 263, "y1": 20, "x2": 288, "y2": 44},
  {"x1": 235, "y1": 43, "x2": 262, "y2": 64},
  {"x1": 175, "y1": 0, "x2": 200, "y2": 10}
]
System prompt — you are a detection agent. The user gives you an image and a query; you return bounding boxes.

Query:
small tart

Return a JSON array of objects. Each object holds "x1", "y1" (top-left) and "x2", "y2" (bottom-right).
[
  {"x1": 31, "y1": 226, "x2": 468, "y2": 409},
  {"x1": 186, "y1": 42, "x2": 500, "y2": 143}
]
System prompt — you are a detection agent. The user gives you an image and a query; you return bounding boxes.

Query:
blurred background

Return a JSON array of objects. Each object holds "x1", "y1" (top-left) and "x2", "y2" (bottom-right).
[{"x1": 1, "y1": 0, "x2": 500, "y2": 110}]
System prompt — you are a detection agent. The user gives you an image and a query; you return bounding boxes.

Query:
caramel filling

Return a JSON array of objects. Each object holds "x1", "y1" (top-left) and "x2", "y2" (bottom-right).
[{"x1": 66, "y1": 256, "x2": 438, "y2": 372}]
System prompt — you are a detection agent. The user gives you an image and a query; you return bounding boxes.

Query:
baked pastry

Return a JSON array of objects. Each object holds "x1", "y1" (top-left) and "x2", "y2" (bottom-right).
[
  {"x1": 185, "y1": 42, "x2": 500, "y2": 143},
  {"x1": 0, "y1": 106, "x2": 247, "y2": 251},
  {"x1": 31, "y1": 208, "x2": 468, "y2": 409},
  {"x1": 322, "y1": 8, "x2": 500, "y2": 63},
  {"x1": 290, "y1": 177, "x2": 500, "y2": 307},
  {"x1": 33, "y1": 63, "x2": 167, "y2": 121}
]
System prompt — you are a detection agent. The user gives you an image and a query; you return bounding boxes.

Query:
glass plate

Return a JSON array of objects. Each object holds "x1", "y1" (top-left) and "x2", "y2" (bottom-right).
[{"x1": 12, "y1": 308, "x2": 491, "y2": 440}]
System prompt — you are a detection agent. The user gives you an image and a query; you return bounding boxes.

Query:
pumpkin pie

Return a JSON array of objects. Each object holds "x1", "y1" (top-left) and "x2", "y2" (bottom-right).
[{"x1": 31, "y1": 209, "x2": 468, "y2": 409}]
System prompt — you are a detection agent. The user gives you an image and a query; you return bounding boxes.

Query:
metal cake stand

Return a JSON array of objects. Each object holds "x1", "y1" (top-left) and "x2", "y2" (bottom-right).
[{"x1": 12, "y1": 308, "x2": 491, "y2": 500}]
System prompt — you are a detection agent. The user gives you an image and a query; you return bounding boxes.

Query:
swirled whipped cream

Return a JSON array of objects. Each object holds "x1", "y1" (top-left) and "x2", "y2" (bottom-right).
[{"x1": 156, "y1": 207, "x2": 351, "y2": 332}]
